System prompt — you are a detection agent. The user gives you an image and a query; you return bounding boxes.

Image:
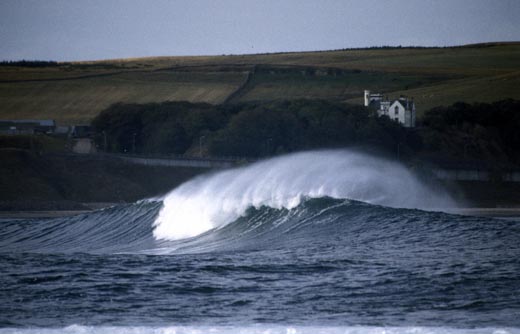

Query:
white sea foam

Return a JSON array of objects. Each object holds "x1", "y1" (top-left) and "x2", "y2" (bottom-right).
[
  {"x1": 0, "y1": 325, "x2": 518, "y2": 334},
  {"x1": 153, "y1": 150, "x2": 456, "y2": 240}
]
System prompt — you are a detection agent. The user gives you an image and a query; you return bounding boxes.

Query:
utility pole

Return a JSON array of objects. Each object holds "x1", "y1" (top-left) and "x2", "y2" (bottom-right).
[
  {"x1": 132, "y1": 132, "x2": 136, "y2": 154},
  {"x1": 103, "y1": 131, "x2": 107, "y2": 152},
  {"x1": 199, "y1": 135, "x2": 206, "y2": 157},
  {"x1": 267, "y1": 137, "x2": 273, "y2": 155},
  {"x1": 463, "y1": 136, "x2": 470, "y2": 159}
]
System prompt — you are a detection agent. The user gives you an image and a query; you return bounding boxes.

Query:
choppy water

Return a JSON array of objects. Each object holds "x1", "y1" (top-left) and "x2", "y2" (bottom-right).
[{"x1": 1, "y1": 151, "x2": 519, "y2": 334}]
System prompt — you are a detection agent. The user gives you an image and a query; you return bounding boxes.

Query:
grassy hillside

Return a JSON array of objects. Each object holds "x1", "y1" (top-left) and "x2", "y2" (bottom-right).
[
  {"x1": 385, "y1": 71, "x2": 520, "y2": 114},
  {"x1": 1, "y1": 43, "x2": 519, "y2": 124},
  {"x1": 0, "y1": 71, "x2": 247, "y2": 124},
  {"x1": 86, "y1": 43, "x2": 520, "y2": 76},
  {"x1": 232, "y1": 67, "x2": 450, "y2": 103}
]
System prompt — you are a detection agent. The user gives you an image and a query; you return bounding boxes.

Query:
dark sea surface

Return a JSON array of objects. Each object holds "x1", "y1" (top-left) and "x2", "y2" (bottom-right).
[
  {"x1": 1, "y1": 198, "x2": 519, "y2": 334},
  {"x1": 1, "y1": 151, "x2": 520, "y2": 334}
]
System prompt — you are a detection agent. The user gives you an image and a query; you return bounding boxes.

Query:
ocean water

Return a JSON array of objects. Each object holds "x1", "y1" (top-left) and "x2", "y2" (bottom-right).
[{"x1": 1, "y1": 151, "x2": 519, "y2": 334}]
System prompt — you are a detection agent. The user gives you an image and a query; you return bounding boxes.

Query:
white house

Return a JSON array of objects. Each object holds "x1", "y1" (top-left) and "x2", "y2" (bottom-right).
[{"x1": 364, "y1": 90, "x2": 416, "y2": 127}]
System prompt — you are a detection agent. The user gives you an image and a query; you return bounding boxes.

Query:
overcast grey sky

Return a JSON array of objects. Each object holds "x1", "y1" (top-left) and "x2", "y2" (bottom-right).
[{"x1": 0, "y1": 0, "x2": 518, "y2": 61}]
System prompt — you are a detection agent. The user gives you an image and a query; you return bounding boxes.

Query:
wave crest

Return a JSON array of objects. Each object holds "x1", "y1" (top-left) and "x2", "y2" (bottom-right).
[{"x1": 153, "y1": 150, "x2": 456, "y2": 241}]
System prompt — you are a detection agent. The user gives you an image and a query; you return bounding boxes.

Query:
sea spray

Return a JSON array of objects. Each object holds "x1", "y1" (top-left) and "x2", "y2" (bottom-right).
[{"x1": 153, "y1": 150, "x2": 456, "y2": 240}]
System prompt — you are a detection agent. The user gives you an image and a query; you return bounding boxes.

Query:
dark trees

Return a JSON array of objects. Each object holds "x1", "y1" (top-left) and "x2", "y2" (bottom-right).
[{"x1": 92, "y1": 99, "x2": 417, "y2": 159}]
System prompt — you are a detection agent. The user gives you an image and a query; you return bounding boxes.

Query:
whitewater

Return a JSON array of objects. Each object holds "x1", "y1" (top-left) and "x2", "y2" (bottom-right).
[
  {"x1": 1, "y1": 150, "x2": 519, "y2": 333},
  {"x1": 153, "y1": 150, "x2": 456, "y2": 240}
]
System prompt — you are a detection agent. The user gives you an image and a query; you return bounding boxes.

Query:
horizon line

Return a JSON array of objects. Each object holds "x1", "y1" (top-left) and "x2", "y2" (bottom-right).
[{"x1": 2, "y1": 40, "x2": 519, "y2": 63}]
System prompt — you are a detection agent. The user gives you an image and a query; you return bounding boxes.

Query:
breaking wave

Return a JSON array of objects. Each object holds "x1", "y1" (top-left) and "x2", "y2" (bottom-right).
[
  {"x1": 1, "y1": 151, "x2": 519, "y2": 328},
  {"x1": 153, "y1": 150, "x2": 456, "y2": 240},
  {"x1": 0, "y1": 150, "x2": 464, "y2": 255}
]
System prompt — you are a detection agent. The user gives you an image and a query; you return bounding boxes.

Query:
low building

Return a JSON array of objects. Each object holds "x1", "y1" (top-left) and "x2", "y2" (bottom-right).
[
  {"x1": 364, "y1": 90, "x2": 416, "y2": 127},
  {"x1": 0, "y1": 119, "x2": 56, "y2": 135}
]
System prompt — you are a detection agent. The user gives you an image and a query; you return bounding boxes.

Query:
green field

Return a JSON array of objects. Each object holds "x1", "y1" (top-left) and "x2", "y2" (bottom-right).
[{"x1": 1, "y1": 43, "x2": 519, "y2": 124}]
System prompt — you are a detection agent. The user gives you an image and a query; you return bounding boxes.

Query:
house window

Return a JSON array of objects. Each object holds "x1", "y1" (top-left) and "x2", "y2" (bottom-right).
[{"x1": 394, "y1": 106, "x2": 399, "y2": 116}]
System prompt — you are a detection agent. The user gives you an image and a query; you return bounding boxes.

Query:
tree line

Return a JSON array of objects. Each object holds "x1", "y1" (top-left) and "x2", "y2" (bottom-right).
[
  {"x1": 420, "y1": 99, "x2": 520, "y2": 165},
  {"x1": 92, "y1": 98, "x2": 520, "y2": 165},
  {"x1": 92, "y1": 100, "x2": 418, "y2": 158},
  {"x1": 0, "y1": 60, "x2": 59, "y2": 67}
]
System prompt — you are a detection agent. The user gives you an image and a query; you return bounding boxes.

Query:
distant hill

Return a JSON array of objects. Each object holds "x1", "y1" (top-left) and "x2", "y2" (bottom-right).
[{"x1": 1, "y1": 42, "x2": 519, "y2": 125}]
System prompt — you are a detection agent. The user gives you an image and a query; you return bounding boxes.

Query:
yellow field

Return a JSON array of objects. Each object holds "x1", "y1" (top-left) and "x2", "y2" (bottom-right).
[{"x1": 1, "y1": 43, "x2": 518, "y2": 124}]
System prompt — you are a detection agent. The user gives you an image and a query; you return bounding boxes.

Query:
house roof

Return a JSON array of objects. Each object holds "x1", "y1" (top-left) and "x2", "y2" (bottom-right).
[{"x1": 390, "y1": 99, "x2": 414, "y2": 110}]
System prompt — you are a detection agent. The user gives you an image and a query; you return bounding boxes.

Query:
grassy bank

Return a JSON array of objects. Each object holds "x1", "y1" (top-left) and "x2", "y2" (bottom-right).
[
  {"x1": 0, "y1": 149, "x2": 207, "y2": 209},
  {"x1": 1, "y1": 148, "x2": 519, "y2": 210}
]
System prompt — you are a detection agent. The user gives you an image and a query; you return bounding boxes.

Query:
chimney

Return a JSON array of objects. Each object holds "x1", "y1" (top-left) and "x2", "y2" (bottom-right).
[{"x1": 364, "y1": 90, "x2": 371, "y2": 107}]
